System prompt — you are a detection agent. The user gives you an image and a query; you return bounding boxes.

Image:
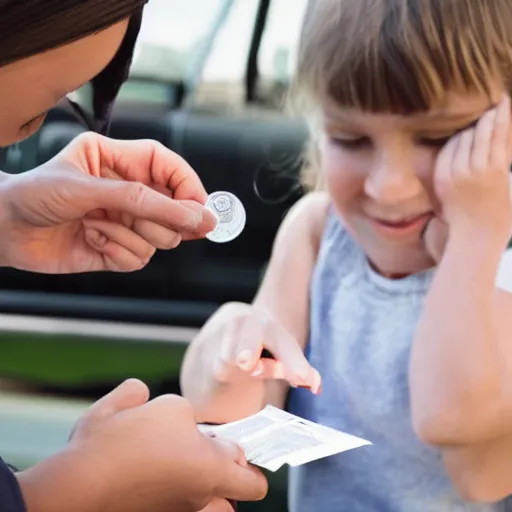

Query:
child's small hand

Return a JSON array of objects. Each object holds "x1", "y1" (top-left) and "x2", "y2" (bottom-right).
[
  {"x1": 194, "y1": 302, "x2": 321, "y2": 394},
  {"x1": 434, "y1": 95, "x2": 512, "y2": 245},
  {"x1": 424, "y1": 216, "x2": 449, "y2": 264}
]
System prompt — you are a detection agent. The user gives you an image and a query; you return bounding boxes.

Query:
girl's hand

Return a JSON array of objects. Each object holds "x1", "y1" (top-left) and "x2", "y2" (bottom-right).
[
  {"x1": 423, "y1": 216, "x2": 449, "y2": 264},
  {"x1": 434, "y1": 95, "x2": 512, "y2": 247},
  {"x1": 204, "y1": 303, "x2": 320, "y2": 392},
  {"x1": 181, "y1": 302, "x2": 321, "y2": 423}
]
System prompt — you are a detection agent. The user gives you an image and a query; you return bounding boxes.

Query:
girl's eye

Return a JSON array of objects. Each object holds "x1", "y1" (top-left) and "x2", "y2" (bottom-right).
[
  {"x1": 329, "y1": 136, "x2": 370, "y2": 150},
  {"x1": 418, "y1": 135, "x2": 452, "y2": 148}
]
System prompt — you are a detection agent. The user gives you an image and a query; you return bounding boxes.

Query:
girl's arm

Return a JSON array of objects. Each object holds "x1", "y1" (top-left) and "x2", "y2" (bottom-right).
[
  {"x1": 181, "y1": 192, "x2": 329, "y2": 423},
  {"x1": 410, "y1": 96, "x2": 512, "y2": 501},
  {"x1": 411, "y1": 233, "x2": 512, "y2": 502}
]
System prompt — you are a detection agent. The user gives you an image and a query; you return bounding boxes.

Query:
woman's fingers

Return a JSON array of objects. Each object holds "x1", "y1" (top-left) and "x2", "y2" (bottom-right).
[
  {"x1": 83, "y1": 178, "x2": 212, "y2": 232},
  {"x1": 64, "y1": 133, "x2": 210, "y2": 203},
  {"x1": 198, "y1": 497, "x2": 238, "y2": 512},
  {"x1": 132, "y1": 219, "x2": 182, "y2": 250},
  {"x1": 83, "y1": 218, "x2": 156, "y2": 271}
]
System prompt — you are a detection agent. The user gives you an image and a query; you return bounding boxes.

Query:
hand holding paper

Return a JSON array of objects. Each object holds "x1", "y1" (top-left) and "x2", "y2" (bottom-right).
[{"x1": 199, "y1": 406, "x2": 371, "y2": 472}]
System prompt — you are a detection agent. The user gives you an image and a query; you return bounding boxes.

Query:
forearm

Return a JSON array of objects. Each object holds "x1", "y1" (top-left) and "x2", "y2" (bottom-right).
[{"x1": 410, "y1": 228, "x2": 506, "y2": 444}]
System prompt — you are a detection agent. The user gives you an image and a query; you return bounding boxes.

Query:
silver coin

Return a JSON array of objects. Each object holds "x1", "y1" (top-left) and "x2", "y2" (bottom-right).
[{"x1": 205, "y1": 191, "x2": 246, "y2": 243}]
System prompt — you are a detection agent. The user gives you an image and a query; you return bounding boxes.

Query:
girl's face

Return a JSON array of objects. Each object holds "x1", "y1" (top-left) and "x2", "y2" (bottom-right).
[{"x1": 321, "y1": 90, "x2": 501, "y2": 277}]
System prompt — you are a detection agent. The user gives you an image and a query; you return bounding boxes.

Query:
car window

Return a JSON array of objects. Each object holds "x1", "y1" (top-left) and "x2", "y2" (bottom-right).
[
  {"x1": 74, "y1": 0, "x2": 232, "y2": 107},
  {"x1": 191, "y1": 0, "x2": 261, "y2": 110},
  {"x1": 132, "y1": 0, "x2": 229, "y2": 82},
  {"x1": 190, "y1": 0, "x2": 309, "y2": 113},
  {"x1": 255, "y1": 0, "x2": 309, "y2": 109}
]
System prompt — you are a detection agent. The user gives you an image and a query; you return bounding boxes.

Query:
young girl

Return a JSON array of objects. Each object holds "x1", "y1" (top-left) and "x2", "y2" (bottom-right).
[{"x1": 181, "y1": 0, "x2": 512, "y2": 510}]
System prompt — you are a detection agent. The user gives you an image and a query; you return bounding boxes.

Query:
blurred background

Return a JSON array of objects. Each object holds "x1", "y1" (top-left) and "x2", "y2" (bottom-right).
[{"x1": 0, "y1": 1, "x2": 313, "y2": 510}]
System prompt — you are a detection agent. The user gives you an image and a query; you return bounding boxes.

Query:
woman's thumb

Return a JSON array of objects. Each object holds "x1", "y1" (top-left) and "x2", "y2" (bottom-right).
[{"x1": 85, "y1": 379, "x2": 150, "y2": 421}]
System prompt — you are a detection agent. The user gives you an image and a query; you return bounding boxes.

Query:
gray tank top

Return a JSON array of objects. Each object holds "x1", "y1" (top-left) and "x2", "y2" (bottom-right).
[{"x1": 287, "y1": 209, "x2": 511, "y2": 512}]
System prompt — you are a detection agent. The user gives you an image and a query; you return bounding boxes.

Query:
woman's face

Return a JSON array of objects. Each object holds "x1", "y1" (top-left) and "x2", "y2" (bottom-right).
[{"x1": 0, "y1": 19, "x2": 129, "y2": 147}]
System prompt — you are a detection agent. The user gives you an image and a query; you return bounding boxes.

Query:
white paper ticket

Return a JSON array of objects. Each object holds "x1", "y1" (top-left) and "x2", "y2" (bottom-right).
[{"x1": 198, "y1": 405, "x2": 371, "y2": 472}]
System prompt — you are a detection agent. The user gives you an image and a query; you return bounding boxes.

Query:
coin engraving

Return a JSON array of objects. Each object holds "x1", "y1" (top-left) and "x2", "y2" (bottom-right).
[{"x1": 205, "y1": 191, "x2": 246, "y2": 243}]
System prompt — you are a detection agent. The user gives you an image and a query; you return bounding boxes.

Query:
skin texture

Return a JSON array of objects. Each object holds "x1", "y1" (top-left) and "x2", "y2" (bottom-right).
[
  {"x1": 182, "y1": 90, "x2": 512, "y2": 502},
  {"x1": 0, "y1": 17, "x2": 264, "y2": 512}
]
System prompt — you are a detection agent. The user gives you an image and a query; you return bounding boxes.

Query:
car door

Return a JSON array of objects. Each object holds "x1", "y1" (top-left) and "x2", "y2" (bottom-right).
[
  {"x1": 0, "y1": 1, "x2": 310, "y2": 509},
  {"x1": 0, "y1": 0, "x2": 310, "y2": 390}
]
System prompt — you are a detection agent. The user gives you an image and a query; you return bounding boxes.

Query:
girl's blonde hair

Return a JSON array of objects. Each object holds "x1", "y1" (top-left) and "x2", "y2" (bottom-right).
[{"x1": 289, "y1": 0, "x2": 512, "y2": 190}]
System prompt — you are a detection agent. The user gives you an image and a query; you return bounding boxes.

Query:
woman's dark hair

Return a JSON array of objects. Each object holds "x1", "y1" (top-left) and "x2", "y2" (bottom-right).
[{"x1": 0, "y1": 0, "x2": 149, "y2": 134}]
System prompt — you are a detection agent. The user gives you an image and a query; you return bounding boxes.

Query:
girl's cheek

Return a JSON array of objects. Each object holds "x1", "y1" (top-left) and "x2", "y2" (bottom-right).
[
  {"x1": 324, "y1": 150, "x2": 369, "y2": 198},
  {"x1": 413, "y1": 147, "x2": 439, "y2": 203}
]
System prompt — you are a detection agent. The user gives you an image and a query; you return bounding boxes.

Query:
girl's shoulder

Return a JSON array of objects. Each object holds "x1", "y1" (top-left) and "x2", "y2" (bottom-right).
[{"x1": 281, "y1": 191, "x2": 331, "y2": 255}]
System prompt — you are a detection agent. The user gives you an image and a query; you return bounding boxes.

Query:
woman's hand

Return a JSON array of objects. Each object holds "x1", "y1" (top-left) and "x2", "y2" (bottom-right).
[
  {"x1": 17, "y1": 379, "x2": 267, "y2": 512},
  {"x1": 0, "y1": 132, "x2": 217, "y2": 273},
  {"x1": 199, "y1": 498, "x2": 238, "y2": 511}
]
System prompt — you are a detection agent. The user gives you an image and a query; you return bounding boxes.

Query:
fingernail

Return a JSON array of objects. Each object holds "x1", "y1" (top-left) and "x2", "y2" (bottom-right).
[
  {"x1": 237, "y1": 350, "x2": 253, "y2": 371},
  {"x1": 312, "y1": 369, "x2": 322, "y2": 395},
  {"x1": 85, "y1": 228, "x2": 107, "y2": 248},
  {"x1": 178, "y1": 202, "x2": 205, "y2": 229},
  {"x1": 250, "y1": 361, "x2": 264, "y2": 377},
  {"x1": 204, "y1": 208, "x2": 218, "y2": 227},
  {"x1": 186, "y1": 203, "x2": 207, "y2": 222},
  {"x1": 188, "y1": 211, "x2": 204, "y2": 229}
]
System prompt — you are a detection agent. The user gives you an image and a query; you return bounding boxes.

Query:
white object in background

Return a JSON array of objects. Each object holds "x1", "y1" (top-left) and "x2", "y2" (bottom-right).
[
  {"x1": 205, "y1": 191, "x2": 246, "y2": 243},
  {"x1": 496, "y1": 248, "x2": 512, "y2": 292}
]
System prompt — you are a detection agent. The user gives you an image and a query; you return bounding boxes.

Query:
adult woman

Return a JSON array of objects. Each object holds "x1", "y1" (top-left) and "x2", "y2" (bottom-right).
[{"x1": 0, "y1": 1, "x2": 267, "y2": 511}]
